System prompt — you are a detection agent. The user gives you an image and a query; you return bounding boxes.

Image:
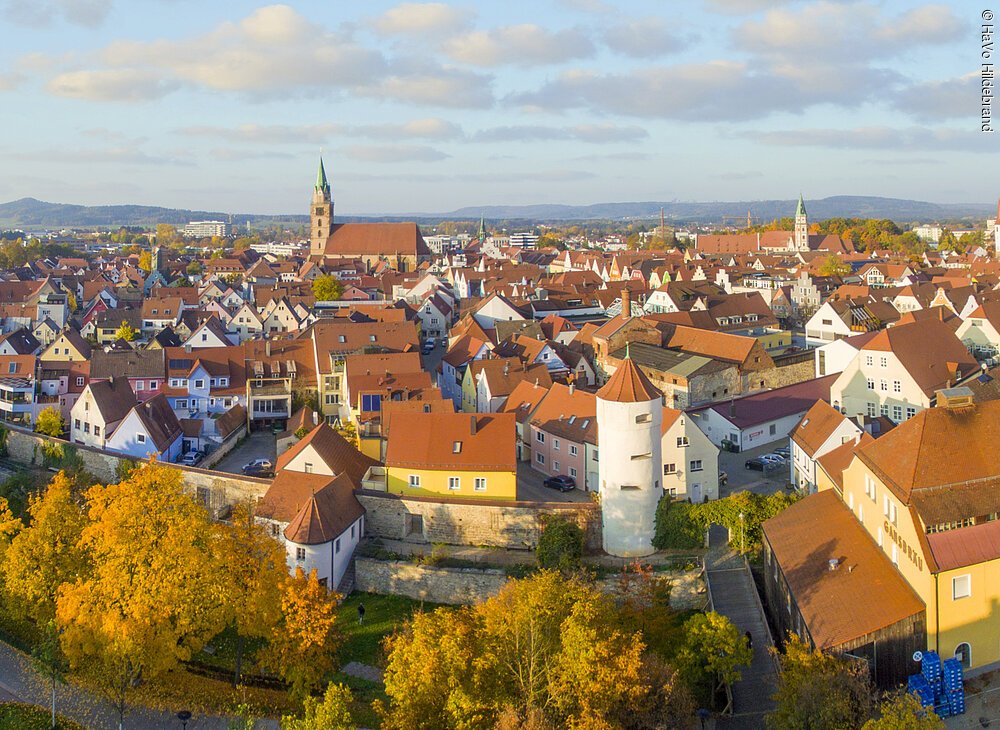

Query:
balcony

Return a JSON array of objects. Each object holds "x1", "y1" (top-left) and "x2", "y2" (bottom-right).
[{"x1": 361, "y1": 465, "x2": 387, "y2": 492}]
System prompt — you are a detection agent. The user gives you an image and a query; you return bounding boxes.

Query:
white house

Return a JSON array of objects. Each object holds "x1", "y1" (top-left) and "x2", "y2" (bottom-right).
[
  {"x1": 184, "y1": 317, "x2": 238, "y2": 349},
  {"x1": 70, "y1": 377, "x2": 137, "y2": 449},
  {"x1": 257, "y1": 471, "x2": 365, "y2": 591},
  {"x1": 813, "y1": 331, "x2": 880, "y2": 378},
  {"x1": 955, "y1": 303, "x2": 1000, "y2": 360},
  {"x1": 103, "y1": 393, "x2": 183, "y2": 462},
  {"x1": 229, "y1": 302, "x2": 264, "y2": 342},
  {"x1": 788, "y1": 400, "x2": 863, "y2": 493},
  {"x1": 660, "y1": 408, "x2": 720, "y2": 503}
]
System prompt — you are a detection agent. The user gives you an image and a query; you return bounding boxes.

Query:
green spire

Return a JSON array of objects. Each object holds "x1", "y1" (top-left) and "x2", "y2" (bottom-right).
[
  {"x1": 478, "y1": 215, "x2": 486, "y2": 243},
  {"x1": 796, "y1": 193, "x2": 806, "y2": 218},
  {"x1": 315, "y1": 157, "x2": 330, "y2": 195}
]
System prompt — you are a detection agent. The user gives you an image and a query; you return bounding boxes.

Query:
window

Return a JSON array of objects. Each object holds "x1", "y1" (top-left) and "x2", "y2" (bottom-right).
[
  {"x1": 865, "y1": 355, "x2": 874, "y2": 366},
  {"x1": 474, "y1": 478, "x2": 487, "y2": 491},
  {"x1": 569, "y1": 445, "x2": 578, "y2": 456},
  {"x1": 690, "y1": 460, "x2": 703, "y2": 472},
  {"x1": 74, "y1": 418, "x2": 80, "y2": 429},
  {"x1": 93, "y1": 425, "x2": 100, "y2": 436},
  {"x1": 408, "y1": 475, "x2": 420, "y2": 488},
  {"x1": 892, "y1": 380, "x2": 901, "y2": 393},
  {"x1": 880, "y1": 356, "x2": 888, "y2": 368},
  {"x1": 906, "y1": 406, "x2": 916, "y2": 419},
  {"x1": 195, "y1": 379, "x2": 205, "y2": 389},
  {"x1": 536, "y1": 453, "x2": 545, "y2": 465},
  {"x1": 867, "y1": 379, "x2": 875, "y2": 391},
  {"x1": 303, "y1": 462, "x2": 313, "y2": 474},
  {"x1": 536, "y1": 431, "x2": 545, "y2": 443},
  {"x1": 553, "y1": 460, "x2": 561, "y2": 471},
  {"x1": 137, "y1": 433, "x2": 145, "y2": 443},
  {"x1": 83, "y1": 423, "x2": 90, "y2": 434},
  {"x1": 953, "y1": 575, "x2": 971, "y2": 600},
  {"x1": 955, "y1": 642, "x2": 972, "y2": 669},
  {"x1": 631, "y1": 453, "x2": 651, "y2": 460},
  {"x1": 635, "y1": 413, "x2": 651, "y2": 424},
  {"x1": 592, "y1": 450, "x2": 598, "y2": 460},
  {"x1": 448, "y1": 477, "x2": 460, "y2": 490},
  {"x1": 663, "y1": 463, "x2": 677, "y2": 475},
  {"x1": 176, "y1": 399, "x2": 188, "y2": 409},
  {"x1": 553, "y1": 438, "x2": 560, "y2": 450},
  {"x1": 892, "y1": 405, "x2": 902, "y2": 422},
  {"x1": 136, "y1": 380, "x2": 144, "y2": 391},
  {"x1": 769, "y1": 424, "x2": 777, "y2": 436},
  {"x1": 295, "y1": 548, "x2": 306, "y2": 561},
  {"x1": 569, "y1": 468, "x2": 577, "y2": 478},
  {"x1": 891, "y1": 543, "x2": 898, "y2": 565},
  {"x1": 335, "y1": 538, "x2": 341, "y2": 554},
  {"x1": 361, "y1": 394, "x2": 382, "y2": 412},
  {"x1": 676, "y1": 436, "x2": 689, "y2": 447},
  {"x1": 270, "y1": 523, "x2": 279, "y2": 537},
  {"x1": 866, "y1": 401, "x2": 877, "y2": 417},
  {"x1": 879, "y1": 380, "x2": 887, "y2": 392},
  {"x1": 76, "y1": 376, "x2": 84, "y2": 386},
  {"x1": 351, "y1": 524, "x2": 355, "y2": 539}
]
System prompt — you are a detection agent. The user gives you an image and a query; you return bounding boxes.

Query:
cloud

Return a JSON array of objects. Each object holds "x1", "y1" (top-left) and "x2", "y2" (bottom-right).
[
  {"x1": 46, "y1": 69, "x2": 180, "y2": 101},
  {"x1": 2, "y1": 0, "x2": 111, "y2": 28},
  {"x1": 555, "y1": 0, "x2": 613, "y2": 13},
  {"x1": 363, "y1": 66, "x2": 494, "y2": 108},
  {"x1": 207, "y1": 148, "x2": 296, "y2": 161},
  {"x1": 443, "y1": 24, "x2": 595, "y2": 67},
  {"x1": 371, "y1": 3, "x2": 472, "y2": 37},
  {"x1": 472, "y1": 124, "x2": 647, "y2": 143},
  {"x1": 0, "y1": 71, "x2": 23, "y2": 91},
  {"x1": 347, "y1": 169, "x2": 596, "y2": 183},
  {"x1": 179, "y1": 118, "x2": 464, "y2": 144},
  {"x1": 342, "y1": 144, "x2": 450, "y2": 163},
  {"x1": 6, "y1": 145, "x2": 188, "y2": 165},
  {"x1": 601, "y1": 19, "x2": 690, "y2": 58},
  {"x1": 738, "y1": 126, "x2": 985, "y2": 153},
  {"x1": 891, "y1": 73, "x2": 979, "y2": 122}
]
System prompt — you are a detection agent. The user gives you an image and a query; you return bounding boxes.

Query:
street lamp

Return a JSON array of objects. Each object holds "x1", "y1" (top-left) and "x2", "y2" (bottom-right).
[
  {"x1": 176, "y1": 710, "x2": 192, "y2": 729},
  {"x1": 738, "y1": 512, "x2": 745, "y2": 553}
]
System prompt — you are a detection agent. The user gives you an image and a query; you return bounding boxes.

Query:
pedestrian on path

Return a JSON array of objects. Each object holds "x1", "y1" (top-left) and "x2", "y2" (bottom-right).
[
  {"x1": 745, "y1": 631, "x2": 753, "y2": 652},
  {"x1": 358, "y1": 603, "x2": 366, "y2": 624}
]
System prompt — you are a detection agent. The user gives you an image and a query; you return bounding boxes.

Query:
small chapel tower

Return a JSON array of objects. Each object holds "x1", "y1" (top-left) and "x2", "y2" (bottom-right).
[
  {"x1": 794, "y1": 193, "x2": 809, "y2": 251},
  {"x1": 311, "y1": 157, "x2": 333, "y2": 258}
]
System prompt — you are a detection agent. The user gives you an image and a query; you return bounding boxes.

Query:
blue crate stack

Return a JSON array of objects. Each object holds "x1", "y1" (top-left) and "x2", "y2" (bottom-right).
[{"x1": 908, "y1": 652, "x2": 965, "y2": 718}]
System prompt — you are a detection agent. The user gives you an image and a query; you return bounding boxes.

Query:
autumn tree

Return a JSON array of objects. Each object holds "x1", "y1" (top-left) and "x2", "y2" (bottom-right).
[
  {"x1": 818, "y1": 254, "x2": 850, "y2": 278},
  {"x1": 675, "y1": 611, "x2": 752, "y2": 701},
  {"x1": 313, "y1": 274, "x2": 344, "y2": 302},
  {"x1": 266, "y1": 567, "x2": 343, "y2": 703},
  {"x1": 281, "y1": 682, "x2": 356, "y2": 730},
  {"x1": 115, "y1": 321, "x2": 139, "y2": 342},
  {"x1": 221, "y1": 501, "x2": 287, "y2": 686},
  {"x1": 862, "y1": 692, "x2": 943, "y2": 730},
  {"x1": 3, "y1": 471, "x2": 87, "y2": 625},
  {"x1": 155, "y1": 223, "x2": 178, "y2": 246},
  {"x1": 768, "y1": 634, "x2": 874, "y2": 730},
  {"x1": 138, "y1": 251, "x2": 152, "y2": 272},
  {"x1": 34, "y1": 406, "x2": 65, "y2": 438},
  {"x1": 187, "y1": 260, "x2": 203, "y2": 276},
  {"x1": 0, "y1": 497, "x2": 22, "y2": 576},
  {"x1": 55, "y1": 463, "x2": 229, "y2": 728}
]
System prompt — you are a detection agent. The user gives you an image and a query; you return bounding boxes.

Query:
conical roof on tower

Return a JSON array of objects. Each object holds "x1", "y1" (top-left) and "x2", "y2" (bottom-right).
[
  {"x1": 478, "y1": 215, "x2": 486, "y2": 243},
  {"x1": 796, "y1": 193, "x2": 806, "y2": 217},
  {"x1": 315, "y1": 157, "x2": 330, "y2": 195},
  {"x1": 597, "y1": 348, "x2": 661, "y2": 403}
]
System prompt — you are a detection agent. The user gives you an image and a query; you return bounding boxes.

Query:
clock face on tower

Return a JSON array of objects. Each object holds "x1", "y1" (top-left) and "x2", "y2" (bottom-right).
[{"x1": 315, "y1": 207, "x2": 325, "y2": 215}]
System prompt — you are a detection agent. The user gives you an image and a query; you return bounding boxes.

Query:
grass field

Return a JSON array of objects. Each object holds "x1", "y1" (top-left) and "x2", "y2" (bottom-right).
[{"x1": 336, "y1": 592, "x2": 445, "y2": 668}]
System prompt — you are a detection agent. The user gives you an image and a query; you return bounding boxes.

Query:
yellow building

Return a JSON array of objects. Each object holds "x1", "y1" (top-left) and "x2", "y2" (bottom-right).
[
  {"x1": 384, "y1": 412, "x2": 517, "y2": 500},
  {"x1": 39, "y1": 329, "x2": 92, "y2": 363},
  {"x1": 764, "y1": 390, "x2": 1000, "y2": 687}
]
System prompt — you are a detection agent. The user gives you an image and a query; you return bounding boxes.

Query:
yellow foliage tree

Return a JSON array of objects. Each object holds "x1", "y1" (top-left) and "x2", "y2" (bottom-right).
[
  {"x1": 221, "y1": 501, "x2": 287, "y2": 685},
  {"x1": 266, "y1": 567, "x2": 343, "y2": 702},
  {"x1": 55, "y1": 463, "x2": 229, "y2": 726},
  {"x1": 0, "y1": 496, "x2": 22, "y2": 572},
  {"x1": 281, "y1": 682, "x2": 356, "y2": 730},
  {"x1": 138, "y1": 251, "x2": 152, "y2": 272},
  {"x1": 34, "y1": 406, "x2": 65, "y2": 438},
  {"x1": 3, "y1": 471, "x2": 87, "y2": 624}
]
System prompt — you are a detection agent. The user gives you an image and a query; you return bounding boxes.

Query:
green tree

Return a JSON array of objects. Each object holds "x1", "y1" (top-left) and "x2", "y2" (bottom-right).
[
  {"x1": 35, "y1": 407, "x2": 65, "y2": 438},
  {"x1": 862, "y1": 692, "x2": 943, "y2": 730},
  {"x1": 652, "y1": 497, "x2": 703, "y2": 550},
  {"x1": 313, "y1": 275, "x2": 344, "y2": 302},
  {"x1": 768, "y1": 634, "x2": 874, "y2": 730},
  {"x1": 281, "y1": 682, "x2": 356, "y2": 730},
  {"x1": 693, "y1": 491, "x2": 798, "y2": 554},
  {"x1": 675, "y1": 612, "x2": 752, "y2": 700},
  {"x1": 186, "y1": 260, "x2": 203, "y2": 276},
  {"x1": 535, "y1": 517, "x2": 584, "y2": 572},
  {"x1": 114, "y1": 320, "x2": 139, "y2": 342}
]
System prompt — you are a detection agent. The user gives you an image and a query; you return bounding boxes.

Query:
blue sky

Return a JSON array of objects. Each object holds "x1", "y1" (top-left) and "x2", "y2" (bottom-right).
[{"x1": 0, "y1": 0, "x2": 991, "y2": 215}]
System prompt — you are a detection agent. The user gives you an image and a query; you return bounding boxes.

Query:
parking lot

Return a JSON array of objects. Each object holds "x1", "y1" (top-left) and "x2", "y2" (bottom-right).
[
  {"x1": 719, "y1": 441, "x2": 793, "y2": 497},
  {"x1": 212, "y1": 429, "x2": 278, "y2": 476},
  {"x1": 516, "y1": 461, "x2": 592, "y2": 503}
]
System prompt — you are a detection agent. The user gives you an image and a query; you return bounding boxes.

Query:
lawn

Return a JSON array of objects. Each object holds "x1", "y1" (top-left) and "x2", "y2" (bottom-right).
[
  {"x1": 0, "y1": 702, "x2": 86, "y2": 730},
  {"x1": 336, "y1": 592, "x2": 444, "y2": 668}
]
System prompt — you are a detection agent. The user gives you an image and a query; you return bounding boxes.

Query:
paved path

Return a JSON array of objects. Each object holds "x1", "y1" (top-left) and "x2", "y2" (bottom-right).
[
  {"x1": 707, "y1": 526, "x2": 778, "y2": 730},
  {"x1": 0, "y1": 639, "x2": 276, "y2": 729},
  {"x1": 341, "y1": 661, "x2": 383, "y2": 685}
]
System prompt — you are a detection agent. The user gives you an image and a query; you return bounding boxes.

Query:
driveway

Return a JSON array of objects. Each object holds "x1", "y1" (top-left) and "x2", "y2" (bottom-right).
[
  {"x1": 212, "y1": 430, "x2": 277, "y2": 476},
  {"x1": 720, "y1": 442, "x2": 792, "y2": 498},
  {"x1": 516, "y1": 461, "x2": 592, "y2": 503}
]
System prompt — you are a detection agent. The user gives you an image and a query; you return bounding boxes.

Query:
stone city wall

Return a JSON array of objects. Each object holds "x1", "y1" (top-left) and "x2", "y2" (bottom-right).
[{"x1": 354, "y1": 557, "x2": 507, "y2": 605}]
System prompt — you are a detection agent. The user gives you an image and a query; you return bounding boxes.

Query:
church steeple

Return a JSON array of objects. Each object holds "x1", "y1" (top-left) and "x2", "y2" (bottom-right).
[
  {"x1": 794, "y1": 192, "x2": 809, "y2": 251},
  {"x1": 478, "y1": 215, "x2": 486, "y2": 243},
  {"x1": 311, "y1": 157, "x2": 333, "y2": 258}
]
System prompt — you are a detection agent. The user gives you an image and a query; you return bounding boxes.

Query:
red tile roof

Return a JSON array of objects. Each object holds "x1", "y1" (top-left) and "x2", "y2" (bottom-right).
[{"x1": 597, "y1": 355, "x2": 661, "y2": 403}]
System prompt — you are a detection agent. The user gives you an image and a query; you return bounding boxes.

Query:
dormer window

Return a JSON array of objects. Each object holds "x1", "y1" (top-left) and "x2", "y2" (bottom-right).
[{"x1": 452, "y1": 441, "x2": 462, "y2": 453}]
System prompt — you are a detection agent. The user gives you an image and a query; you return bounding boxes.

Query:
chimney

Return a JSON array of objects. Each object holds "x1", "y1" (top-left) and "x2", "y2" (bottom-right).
[
  {"x1": 184, "y1": 343, "x2": 192, "y2": 354},
  {"x1": 568, "y1": 382, "x2": 575, "y2": 395},
  {"x1": 265, "y1": 340, "x2": 271, "y2": 357},
  {"x1": 470, "y1": 415, "x2": 477, "y2": 435},
  {"x1": 503, "y1": 362, "x2": 510, "y2": 376},
  {"x1": 621, "y1": 287, "x2": 632, "y2": 319},
  {"x1": 828, "y1": 558, "x2": 840, "y2": 572}
]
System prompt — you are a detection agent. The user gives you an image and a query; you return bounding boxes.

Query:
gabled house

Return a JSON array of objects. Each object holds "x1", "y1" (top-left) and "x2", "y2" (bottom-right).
[
  {"x1": 660, "y1": 408, "x2": 720, "y2": 503},
  {"x1": 70, "y1": 376, "x2": 137, "y2": 449},
  {"x1": 104, "y1": 393, "x2": 183, "y2": 462},
  {"x1": 39, "y1": 328, "x2": 89, "y2": 362},
  {"x1": 789, "y1": 400, "x2": 864, "y2": 493},
  {"x1": 184, "y1": 316, "x2": 238, "y2": 349}
]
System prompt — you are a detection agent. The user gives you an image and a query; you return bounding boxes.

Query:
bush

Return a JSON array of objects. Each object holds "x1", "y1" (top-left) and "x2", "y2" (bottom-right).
[
  {"x1": 536, "y1": 517, "x2": 584, "y2": 571},
  {"x1": 652, "y1": 497, "x2": 703, "y2": 550},
  {"x1": 0, "y1": 702, "x2": 87, "y2": 729}
]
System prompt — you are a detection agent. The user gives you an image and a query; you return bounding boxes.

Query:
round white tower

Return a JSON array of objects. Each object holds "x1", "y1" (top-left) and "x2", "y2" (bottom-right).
[{"x1": 597, "y1": 352, "x2": 663, "y2": 557}]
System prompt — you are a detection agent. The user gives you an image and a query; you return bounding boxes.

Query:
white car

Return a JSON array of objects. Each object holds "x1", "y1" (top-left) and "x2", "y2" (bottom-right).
[
  {"x1": 179, "y1": 451, "x2": 204, "y2": 467},
  {"x1": 761, "y1": 453, "x2": 787, "y2": 464}
]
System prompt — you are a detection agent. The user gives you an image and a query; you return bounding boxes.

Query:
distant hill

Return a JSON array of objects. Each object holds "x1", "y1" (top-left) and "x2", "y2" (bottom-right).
[
  {"x1": 0, "y1": 195, "x2": 992, "y2": 229},
  {"x1": 441, "y1": 196, "x2": 994, "y2": 224}
]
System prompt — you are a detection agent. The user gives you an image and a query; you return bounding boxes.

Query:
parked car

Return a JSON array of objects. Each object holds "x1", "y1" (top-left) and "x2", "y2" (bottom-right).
[
  {"x1": 745, "y1": 458, "x2": 766, "y2": 471},
  {"x1": 761, "y1": 453, "x2": 786, "y2": 464},
  {"x1": 543, "y1": 474, "x2": 576, "y2": 492},
  {"x1": 242, "y1": 458, "x2": 274, "y2": 477},
  {"x1": 179, "y1": 450, "x2": 204, "y2": 467},
  {"x1": 439, "y1": 337, "x2": 449, "y2": 347},
  {"x1": 774, "y1": 447, "x2": 791, "y2": 459},
  {"x1": 421, "y1": 341, "x2": 435, "y2": 354}
]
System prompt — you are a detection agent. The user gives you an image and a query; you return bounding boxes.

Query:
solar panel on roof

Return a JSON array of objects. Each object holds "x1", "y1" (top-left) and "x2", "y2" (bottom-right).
[
  {"x1": 978, "y1": 374, "x2": 994, "y2": 384},
  {"x1": 168, "y1": 359, "x2": 192, "y2": 369}
]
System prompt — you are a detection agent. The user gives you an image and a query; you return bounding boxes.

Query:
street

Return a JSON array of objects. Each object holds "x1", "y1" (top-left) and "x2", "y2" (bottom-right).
[{"x1": 516, "y1": 461, "x2": 592, "y2": 503}]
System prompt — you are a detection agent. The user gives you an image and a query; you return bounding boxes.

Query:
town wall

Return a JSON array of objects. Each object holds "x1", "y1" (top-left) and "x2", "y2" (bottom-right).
[
  {"x1": 357, "y1": 490, "x2": 602, "y2": 552},
  {"x1": 354, "y1": 557, "x2": 507, "y2": 605}
]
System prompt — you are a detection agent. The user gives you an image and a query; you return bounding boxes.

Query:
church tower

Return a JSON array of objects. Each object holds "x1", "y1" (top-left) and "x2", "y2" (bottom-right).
[
  {"x1": 596, "y1": 351, "x2": 663, "y2": 557},
  {"x1": 311, "y1": 157, "x2": 333, "y2": 258},
  {"x1": 794, "y1": 193, "x2": 809, "y2": 251}
]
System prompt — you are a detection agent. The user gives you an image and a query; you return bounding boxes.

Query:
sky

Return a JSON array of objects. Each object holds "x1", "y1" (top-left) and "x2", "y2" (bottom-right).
[{"x1": 0, "y1": 0, "x2": 992, "y2": 215}]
